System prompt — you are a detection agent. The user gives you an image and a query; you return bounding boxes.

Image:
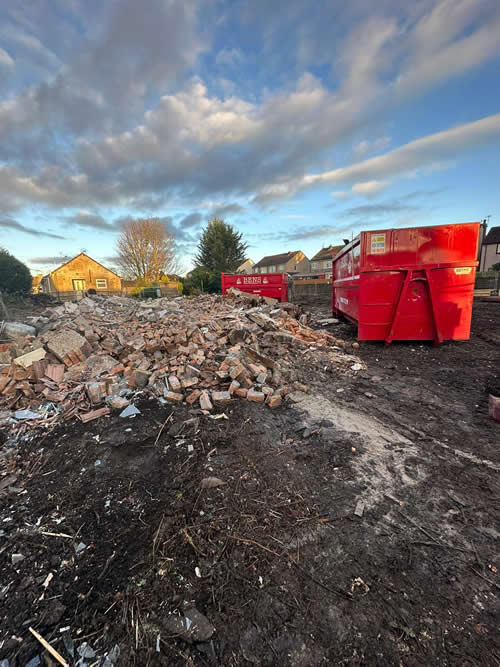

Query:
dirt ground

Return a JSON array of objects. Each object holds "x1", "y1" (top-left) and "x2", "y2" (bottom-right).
[{"x1": 1, "y1": 300, "x2": 499, "y2": 666}]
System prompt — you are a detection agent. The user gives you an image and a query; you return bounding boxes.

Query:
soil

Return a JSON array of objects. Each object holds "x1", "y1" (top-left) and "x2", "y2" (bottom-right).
[{"x1": 1, "y1": 300, "x2": 499, "y2": 666}]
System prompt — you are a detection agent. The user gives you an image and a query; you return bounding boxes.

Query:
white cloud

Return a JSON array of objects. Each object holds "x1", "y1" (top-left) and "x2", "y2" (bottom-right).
[
  {"x1": 303, "y1": 113, "x2": 500, "y2": 187},
  {"x1": 0, "y1": 47, "x2": 14, "y2": 67},
  {"x1": 215, "y1": 47, "x2": 245, "y2": 67},
  {"x1": 353, "y1": 136, "x2": 390, "y2": 159},
  {"x1": 351, "y1": 180, "x2": 389, "y2": 198}
]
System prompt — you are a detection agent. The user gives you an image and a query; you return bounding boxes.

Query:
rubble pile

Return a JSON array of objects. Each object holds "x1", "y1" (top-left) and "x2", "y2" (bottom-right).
[{"x1": 0, "y1": 293, "x2": 360, "y2": 429}]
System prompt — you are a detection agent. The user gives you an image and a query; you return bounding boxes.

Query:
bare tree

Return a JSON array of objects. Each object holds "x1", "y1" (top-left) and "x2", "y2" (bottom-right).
[{"x1": 116, "y1": 218, "x2": 178, "y2": 282}]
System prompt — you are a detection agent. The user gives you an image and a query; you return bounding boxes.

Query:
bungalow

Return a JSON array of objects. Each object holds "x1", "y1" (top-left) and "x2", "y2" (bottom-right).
[
  {"x1": 253, "y1": 251, "x2": 310, "y2": 275},
  {"x1": 479, "y1": 226, "x2": 500, "y2": 271},
  {"x1": 310, "y1": 245, "x2": 344, "y2": 277},
  {"x1": 41, "y1": 253, "x2": 122, "y2": 294}
]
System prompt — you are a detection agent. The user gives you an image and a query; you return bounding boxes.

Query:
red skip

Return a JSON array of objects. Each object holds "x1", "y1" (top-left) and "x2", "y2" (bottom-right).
[
  {"x1": 221, "y1": 272, "x2": 290, "y2": 302},
  {"x1": 332, "y1": 222, "x2": 480, "y2": 345}
]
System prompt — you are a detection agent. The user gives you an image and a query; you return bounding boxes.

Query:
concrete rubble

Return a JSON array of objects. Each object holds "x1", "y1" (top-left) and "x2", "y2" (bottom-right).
[{"x1": 0, "y1": 293, "x2": 363, "y2": 430}]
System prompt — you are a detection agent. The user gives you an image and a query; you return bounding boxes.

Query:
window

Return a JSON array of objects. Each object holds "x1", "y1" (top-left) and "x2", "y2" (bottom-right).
[
  {"x1": 95, "y1": 278, "x2": 107, "y2": 289},
  {"x1": 269, "y1": 266, "x2": 275, "y2": 273},
  {"x1": 323, "y1": 260, "x2": 331, "y2": 269},
  {"x1": 261, "y1": 266, "x2": 267, "y2": 273},
  {"x1": 497, "y1": 244, "x2": 500, "y2": 254},
  {"x1": 278, "y1": 264, "x2": 284, "y2": 271},
  {"x1": 72, "y1": 279, "x2": 85, "y2": 291},
  {"x1": 312, "y1": 261, "x2": 318, "y2": 270}
]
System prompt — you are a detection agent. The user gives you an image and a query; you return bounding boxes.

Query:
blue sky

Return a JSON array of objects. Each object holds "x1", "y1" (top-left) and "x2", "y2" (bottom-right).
[{"x1": 0, "y1": 0, "x2": 499, "y2": 275}]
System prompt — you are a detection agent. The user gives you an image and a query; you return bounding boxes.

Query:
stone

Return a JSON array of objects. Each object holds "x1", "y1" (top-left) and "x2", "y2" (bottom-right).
[
  {"x1": 164, "y1": 606, "x2": 215, "y2": 643},
  {"x1": 107, "y1": 396, "x2": 130, "y2": 410},
  {"x1": 292, "y1": 382, "x2": 309, "y2": 393},
  {"x1": 199, "y1": 391, "x2": 213, "y2": 411},
  {"x1": 489, "y1": 395, "x2": 500, "y2": 423},
  {"x1": 212, "y1": 390, "x2": 231, "y2": 404},
  {"x1": 46, "y1": 329, "x2": 91, "y2": 366},
  {"x1": 4, "y1": 322, "x2": 36, "y2": 338},
  {"x1": 11, "y1": 553, "x2": 25, "y2": 565},
  {"x1": 267, "y1": 395, "x2": 282, "y2": 409},
  {"x1": 165, "y1": 391, "x2": 184, "y2": 402},
  {"x1": 256, "y1": 372, "x2": 267, "y2": 384},
  {"x1": 247, "y1": 388, "x2": 265, "y2": 402},
  {"x1": 135, "y1": 369, "x2": 151, "y2": 388},
  {"x1": 13, "y1": 348, "x2": 46, "y2": 369}
]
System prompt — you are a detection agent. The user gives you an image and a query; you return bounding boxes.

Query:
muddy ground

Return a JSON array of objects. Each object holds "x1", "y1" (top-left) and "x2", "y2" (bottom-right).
[{"x1": 1, "y1": 300, "x2": 499, "y2": 666}]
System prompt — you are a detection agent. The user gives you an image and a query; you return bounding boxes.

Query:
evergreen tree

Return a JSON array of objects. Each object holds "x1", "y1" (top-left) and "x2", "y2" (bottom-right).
[
  {"x1": 0, "y1": 248, "x2": 32, "y2": 294},
  {"x1": 194, "y1": 218, "x2": 247, "y2": 273}
]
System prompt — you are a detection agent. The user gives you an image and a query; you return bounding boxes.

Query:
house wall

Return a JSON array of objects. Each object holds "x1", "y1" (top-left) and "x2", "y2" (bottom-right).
[
  {"x1": 48, "y1": 256, "x2": 122, "y2": 292},
  {"x1": 480, "y1": 243, "x2": 500, "y2": 271},
  {"x1": 287, "y1": 252, "x2": 310, "y2": 274}
]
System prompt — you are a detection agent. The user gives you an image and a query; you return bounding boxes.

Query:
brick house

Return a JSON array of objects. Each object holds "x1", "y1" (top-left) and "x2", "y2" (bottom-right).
[
  {"x1": 310, "y1": 245, "x2": 344, "y2": 277},
  {"x1": 41, "y1": 253, "x2": 122, "y2": 294},
  {"x1": 253, "y1": 251, "x2": 310, "y2": 275},
  {"x1": 479, "y1": 226, "x2": 500, "y2": 271}
]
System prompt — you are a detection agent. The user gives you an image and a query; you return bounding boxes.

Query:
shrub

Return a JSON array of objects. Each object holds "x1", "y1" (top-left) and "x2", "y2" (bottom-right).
[{"x1": 0, "y1": 248, "x2": 32, "y2": 294}]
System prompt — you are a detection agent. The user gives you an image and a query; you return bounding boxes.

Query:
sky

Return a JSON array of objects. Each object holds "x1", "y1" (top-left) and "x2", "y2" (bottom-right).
[{"x1": 0, "y1": 0, "x2": 499, "y2": 276}]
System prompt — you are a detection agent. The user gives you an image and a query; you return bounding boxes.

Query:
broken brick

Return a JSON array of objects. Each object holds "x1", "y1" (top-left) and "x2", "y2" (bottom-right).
[
  {"x1": 166, "y1": 391, "x2": 184, "y2": 402},
  {"x1": 212, "y1": 390, "x2": 231, "y2": 404},
  {"x1": 199, "y1": 391, "x2": 213, "y2": 411},
  {"x1": 247, "y1": 388, "x2": 265, "y2": 402},
  {"x1": 186, "y1": 389, "x2": 202, "y2": 405},
  {"x1": 267, "y1": 395, "x2": 282, "y2": 409}
]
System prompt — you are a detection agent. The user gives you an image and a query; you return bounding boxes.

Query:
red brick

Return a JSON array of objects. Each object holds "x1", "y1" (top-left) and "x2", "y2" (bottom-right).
[
  {"x1": 186, "y1": 389, "x2": 201, "y2": 404},
  {"x1": 267, "y1": 395, "x2": 282, "y2": 409},
  {"x1": 212, "y1": 390, "x2": 231, "y2": 404},
  {"x1": 199, "y1": 390, "x2": 213, "y2": 411},
  {"x1": 247, "y1": 388, "x2": 265, "y2": 402}
]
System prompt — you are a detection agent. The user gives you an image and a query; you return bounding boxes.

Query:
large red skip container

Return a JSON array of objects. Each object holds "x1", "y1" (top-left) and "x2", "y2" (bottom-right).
[
  {"x1": 332, "y1": 222, "x2": 480, "y2": 344},
  {"x1": 221, "y1": 273, "x2": 289, "y2": 302}
]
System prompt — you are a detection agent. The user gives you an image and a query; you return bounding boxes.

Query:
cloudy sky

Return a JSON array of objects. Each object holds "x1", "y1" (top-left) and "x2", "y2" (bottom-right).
[{"x1": 1, "y1": 0, "x2": 499, "y2": 275}]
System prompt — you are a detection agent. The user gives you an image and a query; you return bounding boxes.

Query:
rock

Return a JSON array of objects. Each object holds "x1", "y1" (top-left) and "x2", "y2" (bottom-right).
[
  {"x1": 107, "y1": 396, "x2": 130, "y2": 410},
  {"x1": 77, "y1": 642, "x2": 96, "y2": 659},
  {"x1": 229, "y1": 326, "x2": 249, "y2": 345},
  {"x1": 318, "y1": 318, "x2": 339, "y2": 325},
  {"x1": 40, "y1": 600, "x2": 66, "y2": 626},
  {"x1": 201, "y1": 477, "x2": 225, "y2": 488},
  {"x1": 11, "y1": 553, "x2": 25, "y2": 565},
  {"x1": 135, "y1": 369, "x2": 151, "y2": 388},
  {"x1": 4, "y1": 322, "x2": 37, "y2": 338},
  {"x1": 13, "y1": 348, "x2": 46, "y2": 369},
  {"x1": 164, "y1": 606, "x2": 215, "y2": 643},
  {"x1": 354, "y1": 500, "x2": 365, "y2": 517},
  {"x1": 351, "y1": 363, "x2": 362, "y2": 371},
  {"x1": 45, "y1": 329, "x2": 91, "y2": 366},
  {"x1": 352, "y1": 342, "x2": 360, "y2": 349}
]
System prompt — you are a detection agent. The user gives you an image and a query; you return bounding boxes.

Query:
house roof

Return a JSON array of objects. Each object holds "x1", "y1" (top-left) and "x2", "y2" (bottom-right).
[
  {"x1": 311, "y1": 245, "x2": 344, "y2": 261},
  {"x1": 48, "y1": 253, "x2": 121, "y2": 279},
  {"x1": 254, "y1": 251, "x2": 301, "y2": 267},
  {"x1": 483, "y1": 226, "x2": 500, "y2": 245}
]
